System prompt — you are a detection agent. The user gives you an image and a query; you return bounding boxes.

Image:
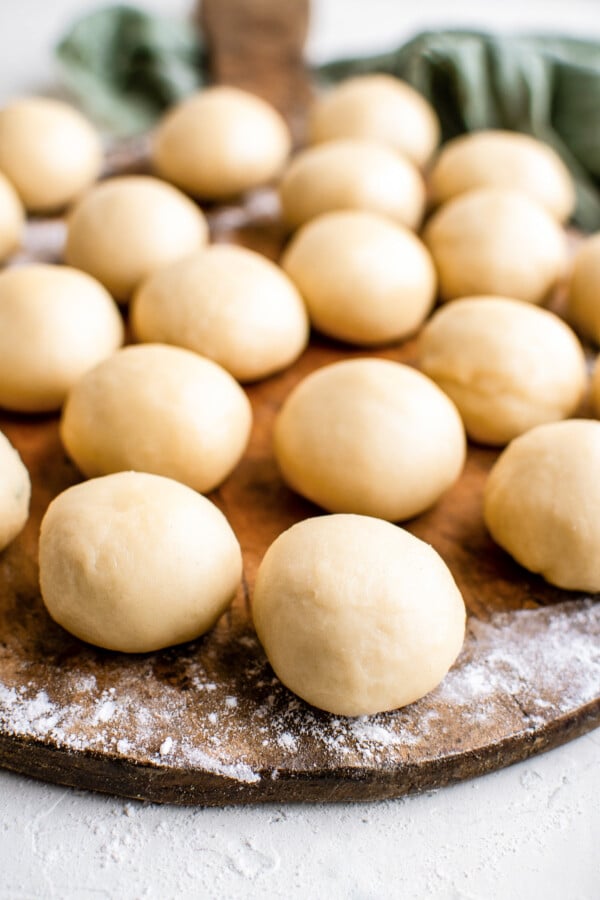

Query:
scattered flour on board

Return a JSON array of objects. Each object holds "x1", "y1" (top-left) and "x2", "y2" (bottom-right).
[{"x1": 0, "y1": 600, "x2": 598, "y2": 784}]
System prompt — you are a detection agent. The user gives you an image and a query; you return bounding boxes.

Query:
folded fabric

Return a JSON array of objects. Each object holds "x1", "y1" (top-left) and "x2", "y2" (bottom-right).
[
  {"x1": 56, "y1": 4, "x2": 205, "y2": 137},
  {"x1": 319, "y1": 31, "x2": 600, "y2": 231},
  {"x1": 55, "y1": 8, "x2": 600, "y2": 229}
]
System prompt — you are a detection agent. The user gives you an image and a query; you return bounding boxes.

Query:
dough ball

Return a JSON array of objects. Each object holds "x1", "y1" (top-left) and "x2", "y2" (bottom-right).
[
  {"x1": 0, "y1": 431, "x2": 30, "y2": 552},
  {"x1": 0, "y1": 171, "x2": 24, "y2": 262},
  {"x1": 39, "y1": 472, "x2": 242, "y2": 652},
  {"x1": 429, "y1": 130, "x2": 575, "y2": 223},
  {"x1": 281, "y1": 210, "x2": 436, "y2": 345},
  {"x1": 274, "y1": 358, "x2": 466, "y2": 521},
  {"x1": 65, "y1": 176, "x2": 208, "y2": 301},
  {"x1": 566, "y1": 233, "x2": 600, "y2": 344},
  {"x1": 0, "y1": 264, "x2": 124, "y2": 413},
  {"x1": 423, "y1": 187, "x2": 568, "y2": 304},
  {"x1": 253, "y1": 514, "x2": 466, "y2": 716},
  {"x1": 484, "y1": 419, "x2": 600, "y2": 592},
  {"x1": 308, "y1": 75, "x2": 440, "y2": 169},
  {"x1": 60, "y1": 344, "x2": 252, "y2": 493},
  {"x1": 279, "y1": 138, "x2": 425, "y2": 230},
  {"x1": 419, "y1": 297, "x2": 587, "y2": 446},
  {"x1": 131, "y1": 245, "x2": 309, "y2": 383},
  {"x1": 153, "y1": 86, "x2": 291, "y2": 200},
  {"x1": 590, "y1": 355, "x2": 600, "y2": 416},
  {"x1": 0, "y1": 97, "x2": 102, "y2": 213}
]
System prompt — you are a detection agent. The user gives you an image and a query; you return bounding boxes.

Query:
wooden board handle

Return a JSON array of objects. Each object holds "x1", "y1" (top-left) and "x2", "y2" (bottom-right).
[{"x1": 199, "y1": 0, "x2": 313, "y2": 141}]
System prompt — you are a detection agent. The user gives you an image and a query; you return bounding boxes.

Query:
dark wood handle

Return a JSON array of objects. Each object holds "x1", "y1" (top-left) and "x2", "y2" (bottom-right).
[{"x1": 199, "y1": 0, "x2": 313, "y2": 141}]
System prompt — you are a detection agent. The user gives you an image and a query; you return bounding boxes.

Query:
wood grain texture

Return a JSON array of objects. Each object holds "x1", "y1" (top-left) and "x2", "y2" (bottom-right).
[
  {"x1": 0, "y1": 0, "x2": 599, "y2": 805},
  {"x1": 200, "y1": 0, "x2": 312, "y2": 141}
]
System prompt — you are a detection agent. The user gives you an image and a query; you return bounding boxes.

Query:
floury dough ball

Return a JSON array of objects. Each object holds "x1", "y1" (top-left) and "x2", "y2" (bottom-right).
[
  {"x1": 65, "y1": 176, "x2": 208, "y2": 301},
  {"x1": 419, "y1": 297, "x2": 587, "y2": 446},
  {"x1": 308, "y1": 75, "x2": 439, "y2": 169},
  {"x1": 0, "y1": 265, "x2": 124, "y2": 413},
  {"x1": 423, "y1": 188, "x2": 568, "y2": 304},
  {"x1": 274, "y1": 359, "x2": 466, "y2": 521},
  {"x1": 0, "y1": 431, "x2": 30, "y2": 552},
  {"x1": 153, "y1": 86, "x2": 291, "y2": 200},
  {"x1": 566, "y1": 233, "x2": 600, "y2": 344},
  {"x1": 131, "y1": 245, "x2": 309, "y2": 382},
  {"x1": 281, "y1": 210, "x2": 436, "y2": 345},
  {"x1": 484, "y1": 420, "x2": 600, "y2": 592},
  {"x1": 0, "y1": 171, "x2": 24, "y2": 262},
  {"x1": 429, "y1": 130, "x2": 575, "y2": 223},
  {"x1": 39, "y1": 472, "x2": 242, "y2": 653},
  {"x1": 60, "y1": 344, "x2": 252, "y2": 493},
  {"x1": 252, "y1": 514, "x2": 466, "y2": 716},
  {"x1": 278, "y1": 138, "x2": 425, "y2": 230},
  {"x1": 0, "y1": 97, "x2": 102, "y2": 213}
]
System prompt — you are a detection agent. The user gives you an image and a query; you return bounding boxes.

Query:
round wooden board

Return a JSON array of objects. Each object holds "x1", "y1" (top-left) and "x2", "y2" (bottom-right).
[
  {"x1": 0, "y1": 202, "x2": 599, "y2": 805},
  {"x1": 1, "y1": 0, "x2": 599, "y2": 805}
]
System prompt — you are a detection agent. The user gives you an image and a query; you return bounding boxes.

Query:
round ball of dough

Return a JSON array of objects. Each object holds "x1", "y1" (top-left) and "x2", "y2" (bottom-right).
[
  {"x1": 0, "y1": 431, "x2": 30, "y2": 552},
  {"x1": 423, "y1": 188, "x2": 568, "y2": 304},
  {"x1": 274, "y1": 358, "x2": 466, "y2": 521},
  {"x1": 308, "y1": 75, "x2": 440, "y2": 169},
  {"x1": 0, "y1": 264, "x2": 124, "y2": 413},
  {"x1": 253, "y1": 514, "x2": 466, "y2": 716},
  {"x1": 566, "y1": 233, "x2": 600, "y2": 344},
  {"x1": 65, "y1": 176, "x2": 208, "y2": 301},
  {"x1": 60, "y1": 344, "x2": 252, "y2": 493},
  {"x1": 279, "y1": 138, "x2": 425, "y2": 230},
  {"x1": 281, "y1": 210, "x2": 436, "y2": 345},
  {"x1": 484, "y1": 420, "x2": 600, "y2": 592},
  {"x1": 131, "y1": 245, "x2": 309, "y2": 382},
  {"x1": 153, "y1": 86, "x2": 291, "y2": 200},
  {"x1": 0, "y1": 171, "x2": 24, "y2": 261},
  {"x1": 419, "y1": 297, "x2": 587, "y2": 446},
  {"x1": 39, "y1": 472, "x2": 242, "y2": 652},
  {"x1": 0, "y1": 97, "x2": 102, "y2": 213},
  {"x1": 429, "y1": 130, "x2": 575, "y2": 223}
]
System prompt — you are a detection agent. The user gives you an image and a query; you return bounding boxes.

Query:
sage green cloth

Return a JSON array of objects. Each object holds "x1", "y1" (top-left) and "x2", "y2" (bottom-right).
[
  {"x1": 56, "y1": 5, "x2": 205, "y2": 137},
  {"x1": 55, "y1": 9, "x2": 600, "y2": 228},
  {"x1": 319, "y1": 31, "x2": 600, "y2": 230}
]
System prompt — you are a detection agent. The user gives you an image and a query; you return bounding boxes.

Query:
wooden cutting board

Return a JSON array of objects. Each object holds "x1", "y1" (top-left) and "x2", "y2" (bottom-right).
[{"x1": 0, "y1": 0, "x2": 599, "y2": 805}]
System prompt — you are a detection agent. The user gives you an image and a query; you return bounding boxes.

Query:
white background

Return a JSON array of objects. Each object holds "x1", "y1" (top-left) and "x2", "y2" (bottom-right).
[{"x1": 0, "y1": 1, "x2": 599, "y2": 898}]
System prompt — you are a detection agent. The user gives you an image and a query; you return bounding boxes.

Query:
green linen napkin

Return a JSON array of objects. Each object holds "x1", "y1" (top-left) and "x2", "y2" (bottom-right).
[
  {"x1": 55, "y1": 8, "x2": 600, "y2": 228},
  {"x1": 319, "y1": 31, "x2": 600, "y2": 231},
  {"x1": 55, "y1": 5, "x2": 205, "y2": 137}
]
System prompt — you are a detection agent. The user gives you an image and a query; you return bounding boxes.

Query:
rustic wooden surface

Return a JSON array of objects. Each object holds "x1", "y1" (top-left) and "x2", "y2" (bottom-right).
[{"x1": 0, "y1": 0, "x2": 599, "y2": 805}]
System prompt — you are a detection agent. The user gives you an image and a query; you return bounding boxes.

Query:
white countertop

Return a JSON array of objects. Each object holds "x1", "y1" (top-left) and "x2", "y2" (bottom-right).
[{"x1": 0, "y1": 2, "x2": 599, "y2": 898}]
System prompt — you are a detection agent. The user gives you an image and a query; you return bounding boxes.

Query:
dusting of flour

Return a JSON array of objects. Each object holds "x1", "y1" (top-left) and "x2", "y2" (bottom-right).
[{"x1": 0, "y1": 600, "x2": 598, "y2": 788}]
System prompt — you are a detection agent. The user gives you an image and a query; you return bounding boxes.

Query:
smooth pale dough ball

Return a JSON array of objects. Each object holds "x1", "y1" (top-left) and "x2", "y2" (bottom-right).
[
  {"x1": 429, "y1": 130, "x2": 575, "y2": 223},
  {"x1": 484, "y1": 420, "x2": 600, "y2": 592},
  {"x1": 423, "y1": 187, "x2": 568, "y2": 304},
  {"x1": 591, "y1": 356, "x2": 600, "y2": 413},
  {"x1": 281, "y1": 210, "x2": 436, "y2": 345},
  {"x1": 566, "y1": 233, "x2": 600, "y2": 344},
  {"x1": 0, "y1": 171, "x2": 24, "y2": 261},
  {"x1": 419, "y1": 297, "x2": 587, "y2": 446},
  {"x1": 65, "y1": 176, "x2": 208, "y2": 301},
  {"x1": 308, "y1": 75, "x2": 440, "y2": 169},
  {"x1": 153, "y1": 86, "x2": 291, "y2": 200},
  {"x1": 131, "y1": 245, "x2": 309, "y2": 382},
  {"x1": 0, "y1": 431, "x2": 30, "y2": 552},
  {"x1": 279, "y1": 138, "x2": 425, "y2": 230},
  {"x1": 274, "y1": 358, "x2": 466, "y2": 521},
  {"x1": 0, "y1": 97, "x2": 102, "y2": 213},
  {"x1": 39, "y1": 472, "x2": 242, "y2": 652},
  {"x1": 60, "y1": 344, "x2": 252, "y2": 493},
  {"x1": 253, "y1": 514, "x2": 466, "y2": 716},
  {"x1": 0, "y1": 265, "x2": 124, "y2": 413}
]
